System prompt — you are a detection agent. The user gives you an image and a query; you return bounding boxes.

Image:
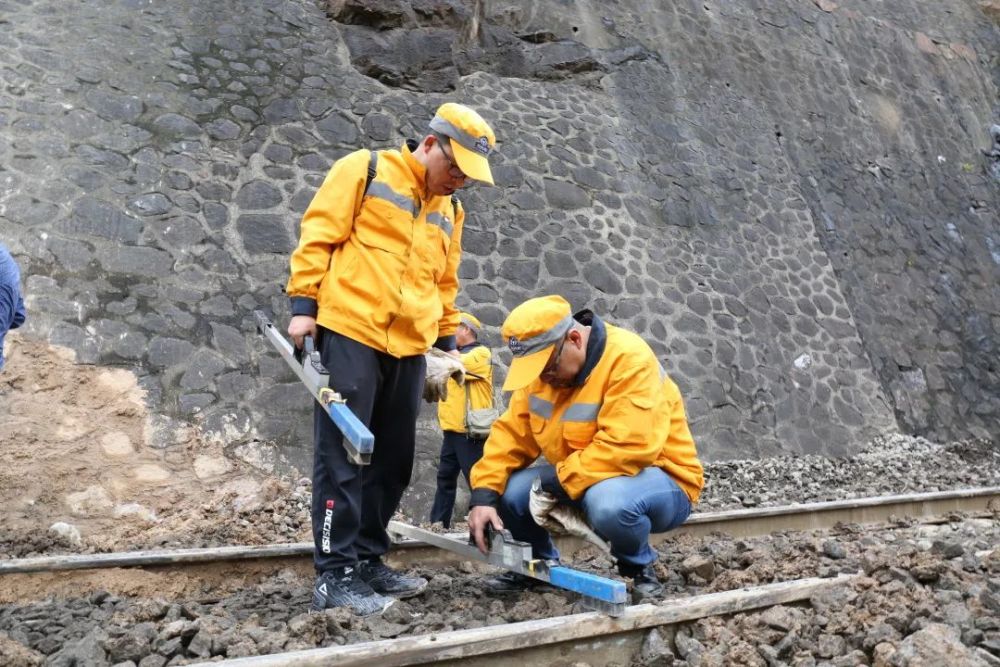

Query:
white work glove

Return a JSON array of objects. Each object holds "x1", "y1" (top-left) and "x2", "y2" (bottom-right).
[
  {"x1": 423, "y1": 348, "x2": 465, "y2": 403},
  {"x1": 529, "y1": 477, "x2": 611, "y2": 554}
]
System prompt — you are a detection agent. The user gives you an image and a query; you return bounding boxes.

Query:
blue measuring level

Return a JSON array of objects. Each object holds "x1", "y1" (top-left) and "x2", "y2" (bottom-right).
[
  {"x1": 327, "y1": 402, "x2": 374, "y2": 458},
  {"x1": 549, "y1": 566, "x2": 628, "y2": 604}
]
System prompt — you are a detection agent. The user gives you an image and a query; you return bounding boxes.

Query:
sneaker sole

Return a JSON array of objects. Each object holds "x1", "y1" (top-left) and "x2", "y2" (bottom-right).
[{"x1": 309, "y1": 597, "x2": 395, "y2": 616}]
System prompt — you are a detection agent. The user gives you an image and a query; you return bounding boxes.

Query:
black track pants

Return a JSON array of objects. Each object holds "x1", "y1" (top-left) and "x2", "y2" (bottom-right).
[{"x1": 310, "y1": 327, "x2": 425, "y2": 573}]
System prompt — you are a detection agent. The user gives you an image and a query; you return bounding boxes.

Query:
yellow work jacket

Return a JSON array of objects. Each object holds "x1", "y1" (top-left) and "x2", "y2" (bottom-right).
[
  {"x1": 470, "y1": 314, "x2": 704, "y2": 504},
  {"x1": 438, "y1": 343, "x2": 494, "y2": 434},
  {"x1": 286, "y1": 143, "x2": 464, "y2": 357}
]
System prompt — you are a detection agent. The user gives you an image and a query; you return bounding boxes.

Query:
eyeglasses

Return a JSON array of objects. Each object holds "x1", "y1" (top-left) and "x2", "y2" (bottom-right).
[
  {"x1": 437, "y1": 140, "x2": 466, "y2": 179},
  {"x1": 540, "y1": 337, "x2": 567, "y2": 379}
]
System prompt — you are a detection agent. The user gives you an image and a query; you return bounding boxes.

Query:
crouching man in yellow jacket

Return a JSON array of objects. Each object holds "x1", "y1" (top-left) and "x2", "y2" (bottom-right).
[{"x1": 468, "y1": 295, "x2": 704, "y2": 599}]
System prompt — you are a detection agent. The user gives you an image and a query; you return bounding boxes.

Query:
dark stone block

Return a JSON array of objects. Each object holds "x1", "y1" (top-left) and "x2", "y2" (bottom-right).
[
  {"x1": 492, "y1": 164, "x2": 523, "y2": 189},
  {"x1": 217, "y1": 371, "x2": 256, "y2": 398},
  {"x1": 686, "y1": 292, "x2": 711, "y2": 317},
  {"x1": 316, "y1": 112, "x2": 359, "y2": 146},
  {"x1": 179, "y1": 393, "x2": 215, "y2": 414},
  {"x1": 148, "y1": 336, "x2": 196, "y2": 367},
  {"x1": 362, "y1": 112, "x2": 394, "y2": 141},
  {"x1": 675, "y1": 312, "x2": 708, "y2": 335},
  {"x1": 63, "y1": 197, "x2": 142, "y2": 243},
  {"x1": 236, "y1": 180, "x2": 283, "y2": 210},
  {"x1": 96, "y1": 246, "x2": 174, "y2": 277},
  {"x1": 613, "y1": 298, "x2": 643, "y2": 319},
  {"x1": 128, "y1": 193, "x2": 172, "y2": 216},
  {"x1": 465, "y1": 283, "x2": 499, "y2": 303},
  {"x1": 85, "y1": 90, "x2": 143, "y2": 122},
  {"x1": 263, "y1": 143, "x2": 294, "y2": 164},
  {"x1": 203, "y1": 202, "x2": 229, "y2": 230},
  {"x1": 544, "y1": 178, "x2": 591, "y2": 210},
  {"x1": 543, "y1": 250, "x2": 577, "y2": 278},
  {"x1": 499, "y1": 258, "x2": 539, "y2": 287},
  {"x1": 238, "y1": 214, "x2": 292, "y2": 254},
  {"x1": 151, "y1": 113, "x2": 201, "y2": 139},
  {"x1": 165, "y1": 171, "x2": 192, "y2": 190},
  {"x1": 510, "y1": 190, "x2": 546, "y2": 210},
  {"x1": 201, "y1": 295, "x2": 235, "y2": 317},
  {"x1": 158, "y1": 216, "x2": 207, "y2": 248},
  {"x1": 584, "y1": 262, "x2": 623, "y2": 295},
  {"x1": 206, "y1": 118, "x2": 241, "y2": 140},
  {"x1": 461, "y1": 228, "x2": 497, "y2": 256},
  {"x1": 180, "y1": 349, "x2": 230, "y2": 390},
  {"x1": 298, "y1": 153, "x2": 330, "y2": 171},
  {"x1": 262, "y1": 98, "x2": 301, "y2": 124}
]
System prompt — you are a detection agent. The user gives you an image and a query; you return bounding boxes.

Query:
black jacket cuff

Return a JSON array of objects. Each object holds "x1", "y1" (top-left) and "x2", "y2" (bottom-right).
[
  {"x1": 538, "y1": 467, "x2": 571, "y2": 502},
  {"x1": 290, "y1": 297, "x2": 318, "y2": 318},
  {"x1": 434, "y1": 334, "x2": 457, "y2": 352},
  {"x1": 470, "y1": 488, "x2": 501, "y2": 508}
]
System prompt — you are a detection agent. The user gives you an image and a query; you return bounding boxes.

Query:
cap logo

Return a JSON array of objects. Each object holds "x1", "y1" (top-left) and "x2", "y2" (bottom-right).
[
  {"x1": 508, "y1": 336, "x2": 525, "y2": 356},
  {"x1": 474, "y1": 136, "x2": 491, "y2": 155}
]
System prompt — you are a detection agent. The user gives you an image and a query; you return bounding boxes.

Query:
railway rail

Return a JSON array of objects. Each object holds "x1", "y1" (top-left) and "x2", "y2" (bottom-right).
[
  {"x1": 3, "y1": 486, "x2": 997, "y2": 666},
  {"x1": 3, "y1": 485, "x2": 997, "y2": 576}
]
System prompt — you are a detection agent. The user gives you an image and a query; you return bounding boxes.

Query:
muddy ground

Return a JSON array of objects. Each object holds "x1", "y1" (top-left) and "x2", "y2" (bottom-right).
[
  {"x1": 0, "y1": 514, "x2": 998, "y2": 665},
  {"x1": 1, "y1": 338, "x2": 999, "y2": 666}
]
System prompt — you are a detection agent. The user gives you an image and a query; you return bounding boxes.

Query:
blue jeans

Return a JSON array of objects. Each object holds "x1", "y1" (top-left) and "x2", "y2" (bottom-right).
[{"x1": 498, "y1": 464, "x2": 692, "y2": 568}]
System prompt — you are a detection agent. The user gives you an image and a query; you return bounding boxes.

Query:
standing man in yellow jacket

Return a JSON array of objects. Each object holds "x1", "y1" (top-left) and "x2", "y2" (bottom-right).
[
  {"x1": 286, "y1": 103, "x2": 496, "y2": 616},
  {"x1": 468, "y1": 295, "x2": 703, "y2": 600},
  {"x1": 429, "y1": 312, "x2": 494, "y2": 528}
]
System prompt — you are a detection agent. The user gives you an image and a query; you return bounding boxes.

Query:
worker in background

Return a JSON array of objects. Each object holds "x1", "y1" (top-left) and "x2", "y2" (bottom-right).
[
  {"x1": 468, "y1": 295, "x2": 703, "y2": 600},
  {"x1": 286, "y1": 103, "x2": 497, "y2": 616},
  {"x1": 429, "y1": 312, "x2": 495, "y2": 528}
]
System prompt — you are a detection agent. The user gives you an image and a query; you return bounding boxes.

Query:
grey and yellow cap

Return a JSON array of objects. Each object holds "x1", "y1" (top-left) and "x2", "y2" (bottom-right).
[
  {"x1": 429, "y1": 103, "x2": 496, "y2": 185},
  {"x1": 500, "y1": 295, "x2": 574, "y2": 391}
]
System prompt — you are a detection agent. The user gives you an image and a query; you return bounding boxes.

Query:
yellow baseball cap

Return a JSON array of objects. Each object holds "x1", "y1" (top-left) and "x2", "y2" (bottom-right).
[
  {"x1": 459, "y1": 311, "x2": 483, "y2": 335},
  {"x1": 429, "y1": 103, "x2": 496, "y2": 185},
  {"x1": 501, "y1": 295, "x2": 575, "y2": 391}
]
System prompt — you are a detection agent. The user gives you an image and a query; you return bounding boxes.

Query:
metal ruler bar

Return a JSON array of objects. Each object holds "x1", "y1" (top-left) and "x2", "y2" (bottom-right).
[
  {"x1": 388, "y1": 521, "x2": 627, "y2": 614},
  {"x1": 255, "y1": 311, "x2": 374, "y2": 464}
]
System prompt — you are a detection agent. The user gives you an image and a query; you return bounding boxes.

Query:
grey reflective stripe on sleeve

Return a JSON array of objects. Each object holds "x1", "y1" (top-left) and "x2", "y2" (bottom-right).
[
  {"x1": 430, "y1": 116, "x2": 494, "y2": 156},
  {"x1": 561, "y1": 402, "x2": 600, "y2": 422},
  {"x1": 658, "y1": 362, "x2": 666, "y2": 381},
  {"x1": 511, "y1": 314, "x2": 574, "y2": 357},
  {"x1": 426, "y1": 211, "x2": 453, "y2": 236},
  {"x1": 366, "y1": 182, "x2": 419, "y2": 218},
  {"x1": 529, "y1": 395, "x2": 554, "y2": 419}
]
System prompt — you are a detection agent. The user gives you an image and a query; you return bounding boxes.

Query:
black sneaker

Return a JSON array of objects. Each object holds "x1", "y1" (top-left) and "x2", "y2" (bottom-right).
[
  {"x1": 356, "y1": 559, "x2": 428, "y2": 599},
  {"x1": 312, "y1": 567, "x2": 394, "y2": 616},
  {"x1": 619, "y1": 562, "x2": 663, "y2": 601},
  {"x1": 483, "y1": 571, "x2": 548, "y2": 595}
]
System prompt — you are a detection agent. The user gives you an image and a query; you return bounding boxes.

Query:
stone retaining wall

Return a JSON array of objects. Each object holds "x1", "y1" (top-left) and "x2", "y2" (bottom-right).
[{"x1": 1, "y1": 0, "x2": 996, "y2": 511}]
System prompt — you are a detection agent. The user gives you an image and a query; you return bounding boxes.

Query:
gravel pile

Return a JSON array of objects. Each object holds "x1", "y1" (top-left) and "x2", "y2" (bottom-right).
[
  {"x1": 1, "y1": 512, "x2": 997, "y2": 666},
  {"x1": 696, "y1": 434, "x2": 1000, "y2": 511}
]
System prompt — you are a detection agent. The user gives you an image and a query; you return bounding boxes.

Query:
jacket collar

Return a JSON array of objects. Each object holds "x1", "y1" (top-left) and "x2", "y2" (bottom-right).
[
  {"x1": 458, "y1": 341, "x2": 484, "y2": 353},
  {"x1": 403, "y1": 139, "x2": 429, "y2": 199},
  {"x1": 570, "y1": 309, "x2": 606, "y2": 386}
]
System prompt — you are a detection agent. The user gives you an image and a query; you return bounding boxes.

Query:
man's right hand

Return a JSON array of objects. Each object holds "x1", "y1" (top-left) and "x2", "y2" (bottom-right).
[
  {"x1": 288, "y1": 315, "x2": 317, "y2": 349},
  {"x1": 468, "y1": 505, "x2": 504, "y2": 555}
]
